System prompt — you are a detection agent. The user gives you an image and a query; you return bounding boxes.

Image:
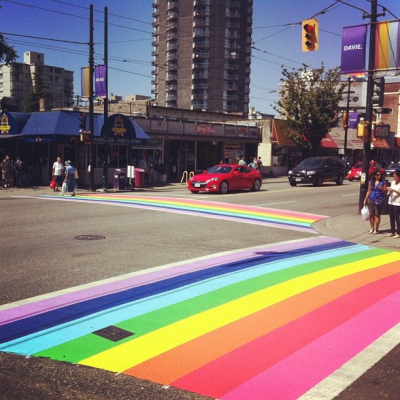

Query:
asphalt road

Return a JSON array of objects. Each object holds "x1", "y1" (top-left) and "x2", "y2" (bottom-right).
[{"x1": 0, "y1": 180, "x2": 399, "y2": 399}]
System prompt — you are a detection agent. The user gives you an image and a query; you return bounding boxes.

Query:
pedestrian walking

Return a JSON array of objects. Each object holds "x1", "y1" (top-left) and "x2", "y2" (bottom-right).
[
  {"x1": 386, "y1": 169, "x2": 400, "y2": 238},
  {"x1": 52, "y1": 157, "x2": 64, "y2": 192},
  {"x1": 14, "y1": 157, "x2": 23, "y2": 188},
  {"x1": 64, "y1": 160, "x2": 77, "y2": 196},
  {"x1": 364, "y1": 170, "x2": 387, "y2": 234}
]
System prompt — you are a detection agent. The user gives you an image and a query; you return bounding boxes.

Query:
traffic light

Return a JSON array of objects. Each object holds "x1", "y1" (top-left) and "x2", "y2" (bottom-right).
[
  {"x1": 302, "y1": 19, "x2": 318, "y2": 52},
  {"x1": 79, "y1": 113, "x2": 86, "y2": 131},
  {"x1": 372, "y1": 77, "x2": 385, "y2": 107}
]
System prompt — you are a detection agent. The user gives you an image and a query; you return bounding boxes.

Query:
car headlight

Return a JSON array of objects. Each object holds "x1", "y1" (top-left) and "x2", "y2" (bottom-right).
[
  {"x1": 207, "y1": 177, "x2": 219, "y2": 183},
  {"x1": 288, "y1": 170, "x2": 293, "y2": 175},
  {"x1": 307, "y1": 170, "x2": 317, "y2": 175}
]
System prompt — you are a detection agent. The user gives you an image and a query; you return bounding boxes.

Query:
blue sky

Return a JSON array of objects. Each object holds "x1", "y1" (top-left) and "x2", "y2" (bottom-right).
[{"x1": 1, "y1": 0, "x2": 399, "y2": 115}]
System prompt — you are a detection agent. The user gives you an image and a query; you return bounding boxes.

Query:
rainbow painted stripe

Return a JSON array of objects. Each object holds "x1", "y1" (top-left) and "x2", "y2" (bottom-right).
[
  {"x1": 38, "y1": 193, "x2": 328, "y2": 233},
  {"x1": 1, "y1": 236, "x2": 399, "y2": 399}
]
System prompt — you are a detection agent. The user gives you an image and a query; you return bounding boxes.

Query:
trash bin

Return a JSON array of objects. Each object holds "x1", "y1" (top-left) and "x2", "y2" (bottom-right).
[
  {"x1": 134, "y1": 168, "x2": 145, "y2": 188},
  {"x1": 113, "y1": 169, "x2": 126, "y2": 190}
]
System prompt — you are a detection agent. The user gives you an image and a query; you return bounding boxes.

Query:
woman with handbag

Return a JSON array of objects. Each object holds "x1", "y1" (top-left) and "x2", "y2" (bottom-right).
[
  {"x1": 64, "y1": 160, "x2": 77, "y2": 196},
  {"x1": 363, "y1": 170, "x2": 387, "y2": 234},
  {"x1": 386, "y1": 169, "x2": 400, "y2": 238}
]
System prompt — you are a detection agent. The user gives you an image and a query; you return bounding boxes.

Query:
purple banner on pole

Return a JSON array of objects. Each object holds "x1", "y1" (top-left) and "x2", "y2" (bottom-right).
[
  {"x1": 349, "y1": 112, "x2": 359, "y2": 129},
  {"x1": 95, "y1": 65, "x2": 107, "y2": 98},
  {"x1": 341, "y1": 25, "x2": 367, "y2": 74}
]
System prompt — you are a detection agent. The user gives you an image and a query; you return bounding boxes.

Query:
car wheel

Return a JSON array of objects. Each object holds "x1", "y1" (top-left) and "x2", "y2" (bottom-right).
[
  {"x1": 219, "y1": 181, "x2": 229, "y2": 194},
  {"x1": 289, "y1": 180, "x2": 297, "y2": 186},
  {"x1": 252, "y1": 179, "x2": 261, "y2": 191},
  {"x1": 336, "y1": 174, "x2": 344, "y2": 185},
  {"x1": 190, "y1": 190, "x2": 196, "y2": 193},
  {"x1": 348, "y1": 178, "x2": 353, "y2": 181},
  {"x1": 313, "y1": 175, "x2": 323, "y2": 186}
]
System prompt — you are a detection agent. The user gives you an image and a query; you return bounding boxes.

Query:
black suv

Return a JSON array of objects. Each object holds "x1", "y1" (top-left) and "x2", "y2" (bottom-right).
[{"x1": 288, "y1": 157, "x2": 346, "y2": 187}]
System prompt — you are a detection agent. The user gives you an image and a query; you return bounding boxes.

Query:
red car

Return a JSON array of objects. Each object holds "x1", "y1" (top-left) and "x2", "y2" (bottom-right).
[
  {"x1": 188, "y1": 164, "x2": 262, "y2": 194},
  {"x1": 347, "y1": 161, "x2": 384, "y2": 181}
]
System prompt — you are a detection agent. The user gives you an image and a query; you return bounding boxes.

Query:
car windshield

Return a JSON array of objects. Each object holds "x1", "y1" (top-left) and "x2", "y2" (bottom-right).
[
  {"x1": 207, "y1": 166, "x2": 232, "y2": 174},
  {"x1": 297, "y1": 159, "x2": 324, "y2": 168},
  {"x1": 386, "y1": 163, "x2": 396, "y2": 169},
  {"x1": 353, "y1": 162, "x2": 362, "y2": 169}
]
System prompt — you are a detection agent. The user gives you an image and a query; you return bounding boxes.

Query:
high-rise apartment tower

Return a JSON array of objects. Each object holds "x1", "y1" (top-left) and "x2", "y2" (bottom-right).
[{"x1": 151, "y1": 0, "x2": 253, "y2": 115}]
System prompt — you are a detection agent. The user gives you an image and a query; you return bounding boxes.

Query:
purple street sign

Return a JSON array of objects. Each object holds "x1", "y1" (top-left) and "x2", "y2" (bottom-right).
[
  {"x1": 95, "y1": 65, "x2": 107, "y2": 98},
  {"x1": 341, "y1": 25, "x2": 367, "y2": 74}
]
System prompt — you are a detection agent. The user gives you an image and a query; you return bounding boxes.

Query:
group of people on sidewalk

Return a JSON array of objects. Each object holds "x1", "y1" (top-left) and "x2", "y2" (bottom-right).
[
  {"x1": 1, "y1": 155, "x2": 24, "y2": 188},
  {"x1": 52, "y1": 157, "x2": 78, "y2": 196},
  {"x1": 363, "y1": 168, "x2": 400, "y2": 237}
]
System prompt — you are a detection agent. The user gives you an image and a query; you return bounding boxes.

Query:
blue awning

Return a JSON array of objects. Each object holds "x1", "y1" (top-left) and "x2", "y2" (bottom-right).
[{"x1": 0, "y1": 112, "x2": 31, "y2": 138}]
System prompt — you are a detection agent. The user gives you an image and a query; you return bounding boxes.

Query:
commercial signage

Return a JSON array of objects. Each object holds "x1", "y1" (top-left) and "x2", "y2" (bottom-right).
[{"x1": 341, "y1": 25, "x2": 367, "y2": 74}]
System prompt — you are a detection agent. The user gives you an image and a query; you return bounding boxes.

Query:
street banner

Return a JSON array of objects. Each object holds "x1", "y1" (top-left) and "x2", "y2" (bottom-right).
[
  {"x1": 375, "y1": 20, "x2": 400, "y2": 71},
  {"x1": 341, "y1": 25, "x2": 367, "y2": 74},
  {"x1": 349, "y1": 112, "x2": 359, "y2": 129},
  {"x1": 95, "y1": 65, "x2": 107, "y2": 98},
  {"x1": 81, "y1": 67, "x2": 90, "y2": 98}
]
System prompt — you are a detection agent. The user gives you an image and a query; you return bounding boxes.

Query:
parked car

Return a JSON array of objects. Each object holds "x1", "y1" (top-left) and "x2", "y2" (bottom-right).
[
  {"x1": 188, "y1": 164, "x2": 262, "y2": 194},
  {"x1": 347, "y1": 161, "x2": 384, "y2": 181},
  {"x1": 384, "y1": 162, "x2": 400, "y2": 177},
  {"x1": 288, "y1": 157, "x2": 346, "y2": 187}
]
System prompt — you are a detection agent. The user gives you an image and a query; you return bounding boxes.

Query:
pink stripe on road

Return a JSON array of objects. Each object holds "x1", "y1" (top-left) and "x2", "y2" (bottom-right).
[
  {"x1": 0, "y1": 237, "x2": 335, "y2": 325},
  {"x1": 222, "y1": 290, "x2": 400, "y2": 400}
]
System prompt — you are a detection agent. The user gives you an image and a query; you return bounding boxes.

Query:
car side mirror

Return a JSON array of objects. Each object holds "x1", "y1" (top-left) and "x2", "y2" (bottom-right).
[{"x1": 233, "y1": 171, "x2": 239, "y2": 175}]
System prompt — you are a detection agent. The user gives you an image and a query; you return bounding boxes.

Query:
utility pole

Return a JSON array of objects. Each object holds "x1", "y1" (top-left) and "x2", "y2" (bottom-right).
[
  {"x1": 343, "y1": 76, "x2": 354, "y2": 167},
  {"x1": 88, "y1": 4, "x2": 95, "y2": 191},
  {"x1": 358, "y1": 0, "x2": 383, "y2": 211},
  {"x1": 101, "y1": 6, "x2": 109, "y2": 191}
]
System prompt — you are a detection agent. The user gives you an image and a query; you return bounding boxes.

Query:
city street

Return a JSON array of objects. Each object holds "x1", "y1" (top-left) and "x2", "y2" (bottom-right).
[{"x1": 0, "y1": 180, "x2": 399, "y2": 399}]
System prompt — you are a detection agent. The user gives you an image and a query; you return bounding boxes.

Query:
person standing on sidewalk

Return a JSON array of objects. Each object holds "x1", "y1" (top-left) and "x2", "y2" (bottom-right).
[
  {"x1": 386, "y1": 169, "x2": 400, "y2": 238},
  {"x1": 64, "y1": 160, "x2": 77, "y2": 196},
  {"x1": 52, "y1": 157, "x2": 63, "y2": 192},
  {"x1": 14, "y1": 157, "x2": 23, "y2": 188},
  {"x1": 1, "y1": 155, "x2": 12, "y2": 188},
  {"x1": 364, "y1": 170, "x2": 387, "y2": 234}
]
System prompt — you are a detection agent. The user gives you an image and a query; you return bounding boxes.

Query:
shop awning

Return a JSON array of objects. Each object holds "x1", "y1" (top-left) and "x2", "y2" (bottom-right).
[
  {"x1": 327, "y1": 129, "x2": 364, "y2": 150},
  {"x1": 93, "y1": 114, "x2": 151, "y2": 144},
  {"x1": 0, "y1": 112, "x2": 30, "y2": 138},
  {"x1": 19, "y1": 111, "x2": 82, "y2": 142},
  {"x1": 320, "y1": 133, "x2": 338, "y2": 148},
  {"x1": 271, "y1": 119, "x2": 299, "y2": 147}
]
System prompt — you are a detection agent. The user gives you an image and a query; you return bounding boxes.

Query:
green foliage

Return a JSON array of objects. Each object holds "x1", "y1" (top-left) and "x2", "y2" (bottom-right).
[
  {"x1": 275, "y1": 63, "x2": 345, "y2": 157},
  {"x1": 22, "y1": 67, "x2": 47, "y2": 112},
  {"x1": 0, "y1": 34, "x2": 17, "y2": 65}
]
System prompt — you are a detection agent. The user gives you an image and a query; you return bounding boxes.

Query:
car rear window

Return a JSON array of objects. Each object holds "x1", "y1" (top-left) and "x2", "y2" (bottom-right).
[{"x1": 298, "y1": 159, "x2": 324, "y2": 168}]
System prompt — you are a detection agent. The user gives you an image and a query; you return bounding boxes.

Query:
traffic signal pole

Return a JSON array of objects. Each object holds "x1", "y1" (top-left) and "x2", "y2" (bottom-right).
[
  {"x1": 358, "y1": 0, "x2": 380, "y2": 212},
  {"x1": 88, "y1": 4, "x2": 95, "y2": 191}
]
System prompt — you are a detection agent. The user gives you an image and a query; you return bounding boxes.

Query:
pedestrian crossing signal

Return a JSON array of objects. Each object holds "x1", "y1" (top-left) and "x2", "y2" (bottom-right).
[{"x1": 302, "y1": 19, "x2": 318, "y2": 52}]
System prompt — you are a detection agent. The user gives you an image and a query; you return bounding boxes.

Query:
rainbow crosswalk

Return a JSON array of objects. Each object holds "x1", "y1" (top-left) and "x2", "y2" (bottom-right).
[
  {"x1": 1, "y1": 236, "x2": 399, "y2": 399},
  {"x1": 35, "y1": 193, "x2": 329, "y2": 233}
]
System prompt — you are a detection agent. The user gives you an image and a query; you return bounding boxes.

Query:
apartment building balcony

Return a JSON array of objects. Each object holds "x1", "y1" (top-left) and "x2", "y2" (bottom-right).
[
  {"x1": 223, "y1": 84, "x2": 238, "y2": 90},
  {"x1": 245, "y1": 77, "x2": 250, "y2": 84},
  {"x1": 152, "y1": 1, "x2": 159, "y2": 7},
  {"x1": 194, "y1": 0, "x2": 210, "y2": 6},
  {"x1": 192, "y1": 61, "x2": 209, "y2": 69},
  {"x1": 223, "y1": 94, "x2": 237, "y2": 101},
  {"x1": 152, "y1": 69, "x2": 158, "y2": 76},
  {"x1": 192, "y1": 72, "x2": 209, "y2": 79},
  {"x1": 166, "y1": 100, "x2": 177, "y2": 107},
  {"x1": 193, "y1": 50, "x2": 209, "y2": 58},
  {"x1": 192, "y1": 82, "x2": 208, "y2": 89},
  {"x1": 167, "y1": 1, "x2": 178, "y2": 10},
  {"x1": 224, "y1": 63, "x2": 239, "y2": 71},
  {"x1": 166, "y1": 42, "x2": 179, "y2": 51},
  {"x1": 224, "y1": 104, "x2": 238, "y2": 112},
  {"x1": 166, "y1": 73, "x2": 178, "y2": 81},
  {"x1": 194, "y1": 9, "x2": 210, "y2": 17},
  {"x1": 226, "y1": 22, "x2": 240, "y2": 29},
  {"x1": 193, "y1": 18, "x2": 210, "y2": 27},
  {"x1": 166, "y1": 52, "x2": 178, "y2": 61},
  {"x1": 151, "y1": 88, "x2": 158, "y2": 95},
  {"x1": 167, "y1": 32, "x2": 179, "y2": 40},
  {"x1": 226, "y1": 0, "x2": 240, "y2": 7},
  {"x1": 151, "y1": 80, "x2": 157, "y2": 86},
  {"x1": 226, "y1": 11, "x2": 240, "y2": 18},
  {"x1": 193, "y1": 30, "x2": 210, "y2": 38},
  {"x1": 166, "y1": 83, "x2": 177, "y2": 91},
  {"x1": 152, "y1": 30, "x2": 158, "y2": 37},
  {"x1": 152, "y1": 20, "x2": 159, "y2": 27},
  {"x1": 225, "y1": 31, "x2": 239, "y2": 39},
  {"x1": 191, "y1": 93, "x2": 208, "y2": 100},
  {"x1": 245, "y1": 67, "x2": 251, "y2": 74},
  {"x1": 167, "y1": 21, "x2": 179, "y2": 30},
  {"x1": 166, "y1": 94, "x2": 177, "y2": 101},
  {"x1": 224, "y1": 72, "x2": 238, "y2": 80},
  {"x1": 152, "y1": 40, "x2": 159, "y2": 47},
  {"x1": 152, "y1": 50, "x2": 158, "y2": 57},
  {"x1": 193, "y1": 40, "x2": 210, "y2": 48},
  {"x1": 152, "y1": 11, "x2": 159, "y2": 18},
  {"x1": 151, "y1": 59, "x2": 158, "y2": 66},
  {"x1": 247, "y1": 26, "x2": 252, "y2": 34},
  {"x1": 167, "y1": 11, "x2": 179, "y2": 20}
]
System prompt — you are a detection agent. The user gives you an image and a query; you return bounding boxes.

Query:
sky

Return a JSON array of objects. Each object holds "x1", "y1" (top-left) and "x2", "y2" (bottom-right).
[{"x1": 1, "y1": 0, "x2": 400, "y2": 116}]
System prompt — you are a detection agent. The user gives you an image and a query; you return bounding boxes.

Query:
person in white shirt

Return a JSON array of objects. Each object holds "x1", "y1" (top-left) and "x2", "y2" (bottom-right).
[
  {"x1": 387, "y1": 169, "x2": 400, "y2": 238},
  {"x1": 52, "y1": 157, "x2": 64, "y2": 192}
]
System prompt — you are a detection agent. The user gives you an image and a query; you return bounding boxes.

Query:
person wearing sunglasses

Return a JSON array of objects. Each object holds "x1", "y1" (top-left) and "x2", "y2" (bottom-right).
[{"x1": 364, "y1": 170, "x2": 387, "y2": 234}]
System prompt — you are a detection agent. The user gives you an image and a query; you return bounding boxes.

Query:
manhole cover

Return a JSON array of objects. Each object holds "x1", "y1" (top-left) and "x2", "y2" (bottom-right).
[
  {"x1": 74, "y1": 235, "x2": 106, "y2": 241},
  {"x1": 92, "y1": 326, "x2": 134, "y2": 342}
]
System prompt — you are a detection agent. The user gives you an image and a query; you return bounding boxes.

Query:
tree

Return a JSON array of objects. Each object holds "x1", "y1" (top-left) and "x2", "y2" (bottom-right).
[
  {"x1": 22, "y1": 67, "x2": 47, "y2": 112},
  {"x1": 275, "y1": 63, "x2": 345, "y2": 157},
  {"x1": 0, "y1": 33, "x2": 17, "y2": 64}
]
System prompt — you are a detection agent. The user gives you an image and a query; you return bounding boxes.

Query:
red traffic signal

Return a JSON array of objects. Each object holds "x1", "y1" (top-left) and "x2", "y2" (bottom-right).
[
  {"x1": 302, "y1": 19, "x2": 318, "y2": 52},
  {"x1": 79, "y1": 113, "x2": 86, "y2": 131}
]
